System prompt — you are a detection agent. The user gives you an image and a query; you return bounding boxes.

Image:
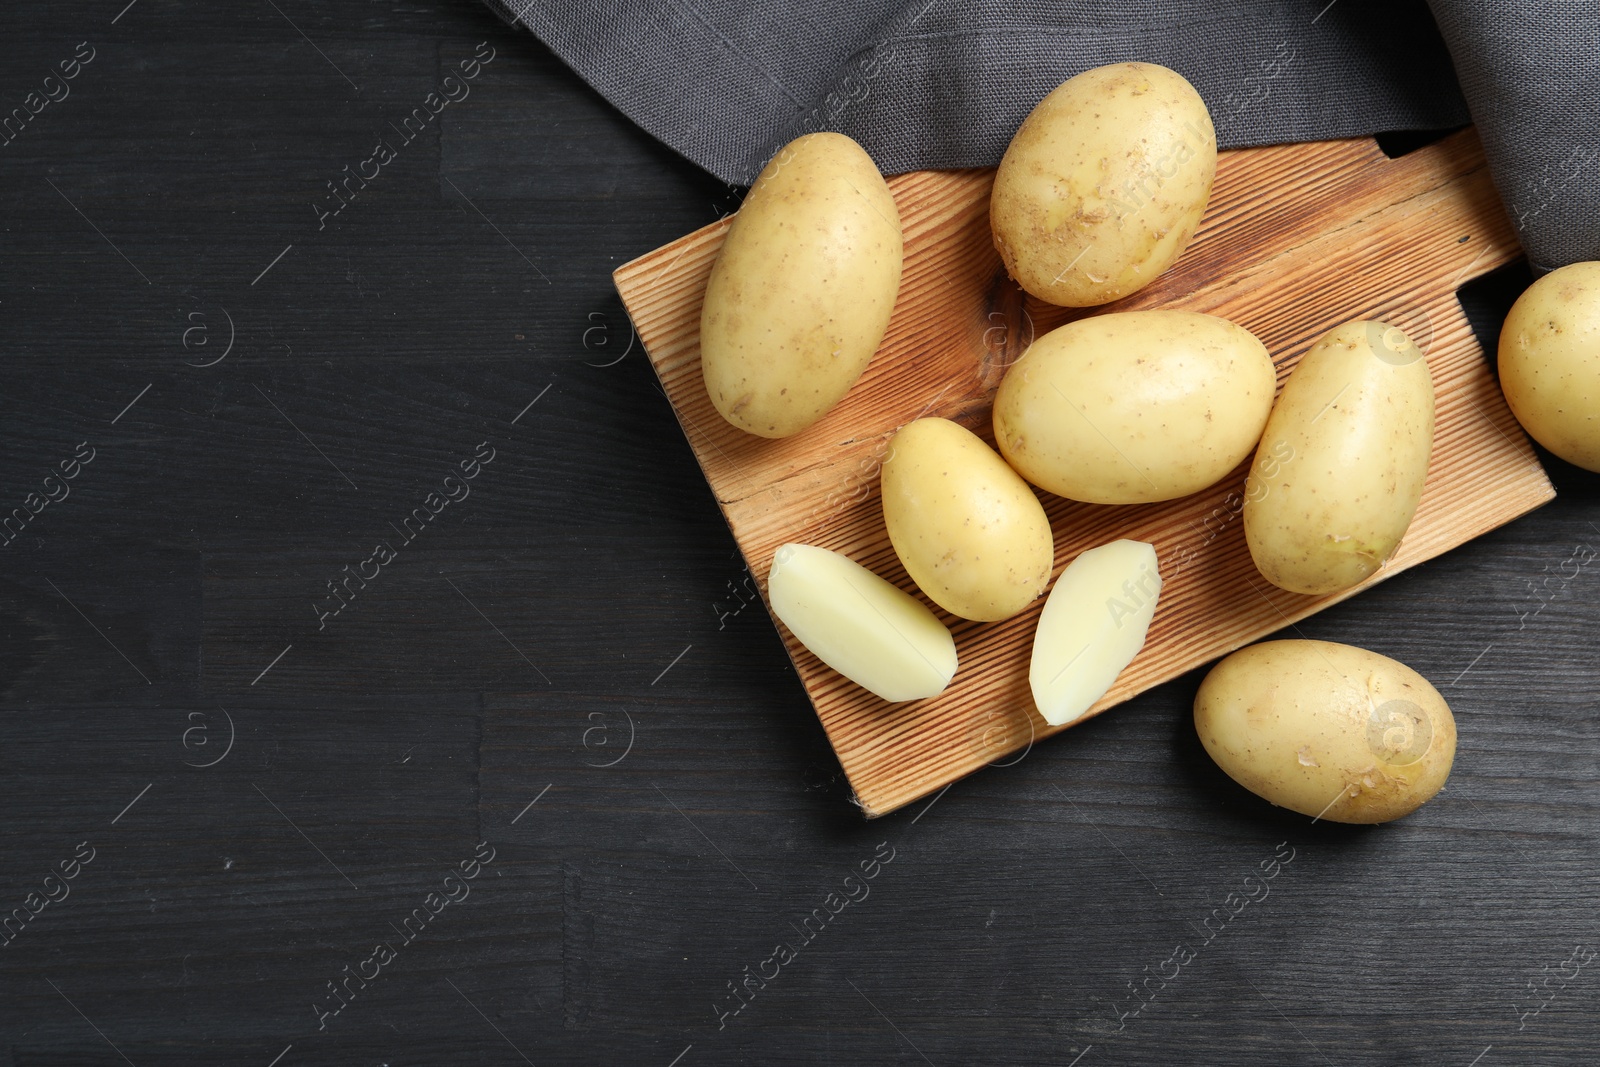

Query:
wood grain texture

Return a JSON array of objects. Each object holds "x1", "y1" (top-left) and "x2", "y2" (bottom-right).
[{"x1": 616, "y1": 128, "x2": 1554, "y2": 817}]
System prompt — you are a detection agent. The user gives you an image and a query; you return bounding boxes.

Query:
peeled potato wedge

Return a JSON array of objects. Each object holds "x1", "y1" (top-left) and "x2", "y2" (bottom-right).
[
  {"x1": 767, "y1": 543, "x2": 957, "y2": 703},
  {"x1": 1030, "y1": 539, "x2": 1161, "y2": 726}
]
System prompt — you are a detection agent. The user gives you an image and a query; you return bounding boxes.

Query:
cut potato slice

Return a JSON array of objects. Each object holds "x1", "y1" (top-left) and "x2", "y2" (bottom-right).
[
  {"x1": 768, "y1": 543, "x2": 958, "y2": 702},
  {"x1": 1030, "y1": 539, "x2": 1160, "y2": 726}
]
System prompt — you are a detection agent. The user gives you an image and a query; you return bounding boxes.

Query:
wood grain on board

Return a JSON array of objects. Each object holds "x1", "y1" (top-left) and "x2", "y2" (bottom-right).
[{"x1": 614, "y1": 128, "x2": 1554, "y2": 818}]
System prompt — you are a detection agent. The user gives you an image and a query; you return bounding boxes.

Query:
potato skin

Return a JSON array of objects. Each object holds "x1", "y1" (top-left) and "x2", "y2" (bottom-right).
[
  {"x1": 700, "y1": 132, "x2": 903, "y2": 438},
  {"x1": 993, "y1": 310, "x2": 1276, "y2": 503},
  {"x1": 990, "y1": 62, "x2": 1216, "y2": 308},
  {"x1": 1194, "y1": 640, "x2": 1456, "y2": 824},
  {"x1": 1243, "y1": 320, "x2": 1434, "y2": 595},
  {"x1": 881, "y1": 418, "x2": 1053, "y2": 622},
  {"x1": 1498, "y1": 261, "x2": 1600, "y2": 472}
]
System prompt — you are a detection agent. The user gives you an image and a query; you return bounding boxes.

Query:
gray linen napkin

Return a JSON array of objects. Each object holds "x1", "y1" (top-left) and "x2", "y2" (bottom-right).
[
  {"x1": 1426, "y1": 1, "x2": 1600, "y2": 272},
  {"x1": 493, "y1": 0, "x2": 1597, "y2": 272}
]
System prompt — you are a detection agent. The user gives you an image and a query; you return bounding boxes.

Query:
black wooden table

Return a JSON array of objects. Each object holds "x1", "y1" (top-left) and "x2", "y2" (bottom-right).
[{"x1": 2, "y1": 4, "x2": 1597, "y2": 1065}]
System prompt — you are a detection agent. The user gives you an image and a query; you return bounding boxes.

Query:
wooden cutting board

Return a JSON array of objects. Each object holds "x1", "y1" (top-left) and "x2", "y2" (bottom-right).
[{"x1": 613, "y1": 128, "x2": 1553, "y2": 818}]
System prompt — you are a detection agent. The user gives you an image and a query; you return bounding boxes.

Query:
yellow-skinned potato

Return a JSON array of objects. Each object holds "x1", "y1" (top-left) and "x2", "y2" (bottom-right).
[
  {"x1": 1498, "y1": 261, "x2": 1600, "y2": 472},
  {"x1": 990, "y1": 62, "x2": 1216, "y2": 307},
  {"x1": 699, "y1": 132, "x2": 902, "y2": 438},
  {"x1": 1243, "y1": 320, "x2": 1434, "y2": 595},
  {"x1": 1194, "y1": 640, "x2": 1457, "y2": 824},
  {"x1": 881, "y1": 418, "x2": 1053, "y2": 622},
  {"x1": 993, "y1": 310, "x2": 1276, "y2": 503}
]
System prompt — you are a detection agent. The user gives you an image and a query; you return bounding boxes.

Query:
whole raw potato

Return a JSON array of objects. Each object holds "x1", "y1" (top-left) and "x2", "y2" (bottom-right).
[
  {"x1": 1194, "y1": 640, "x2": 1457, "y2": 824},
  {"x1": 993, "y1": 310, "x2": 1276, "y2": 503},
  {"x1": 700, "y1": 132, "x2": 903, "y2": 438},
  {"x1": 990, "y1": 62, "x2": 1216, "y2": 307},
  {"x1": 1498, "y1": 261, "x2": 1600, "y2": 472},
  {"x1": 881, "y1": 418, "x2": 1053, "y2": 622},
  {"x1": 1243, "y1": 320, "x2": 1434, "y2": 595}
]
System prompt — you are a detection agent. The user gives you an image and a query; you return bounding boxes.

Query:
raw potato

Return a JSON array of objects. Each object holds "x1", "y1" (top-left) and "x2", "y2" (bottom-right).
[
  {"x1": 1243, "y1": 320, "x2": 1435, "y2": 595},
  {"x1": 990, "y1": 62, "x2": 1216, "y2": 307},
  {"x1": 993, "y1": 310, "x2": 1276, "y2": 503},
  {"x1": 1030, "y1": 540, "x2": 1160, "y2": 726},
  {"x1": 881, "y1": 418, "x2": 1053, "y2": 622},
  {"x1": 767, "y1": 543, "x2": 956, "y2": 702},
  {"x1": 1193, "y1": 640, "x2": 1457, "y2": 824},
  {"x1": 699, "y1": 132, "x2": 903, "y2": 438},
  {"x1": 1498, "y1": 261, "x2": 1600, "y2": 472}
]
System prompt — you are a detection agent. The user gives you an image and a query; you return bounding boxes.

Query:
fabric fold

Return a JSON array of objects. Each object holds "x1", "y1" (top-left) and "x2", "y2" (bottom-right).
[{"x1": 494, "y1": 0, "x2": 1594, "y2": 270}]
